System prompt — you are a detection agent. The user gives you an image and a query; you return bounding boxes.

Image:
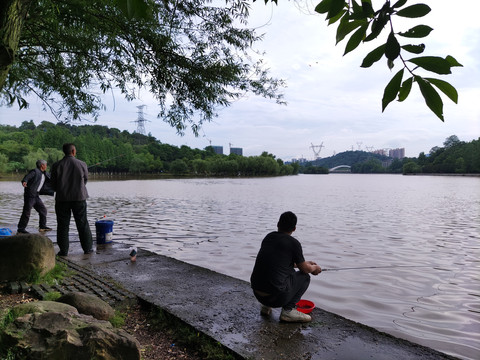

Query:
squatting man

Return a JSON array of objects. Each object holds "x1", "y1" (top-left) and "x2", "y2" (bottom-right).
[{"x1": 251, "y1": 211, "x2": 322, "y2": 322}]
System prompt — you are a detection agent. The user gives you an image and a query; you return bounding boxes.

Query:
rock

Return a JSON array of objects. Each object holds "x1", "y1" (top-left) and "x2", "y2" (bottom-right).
[
  {"x1": 0, "y1": 234, "x2": 55, "y2": 281},
  {"x1": 2, "y1": 301, "x2": 141, "y2": 360},
  {"x1": 57, "y1": 292, "x2": 115, "y2": 320},
  {"x1": 13, "y1": 300, "x2": 78, "y2": 316}
]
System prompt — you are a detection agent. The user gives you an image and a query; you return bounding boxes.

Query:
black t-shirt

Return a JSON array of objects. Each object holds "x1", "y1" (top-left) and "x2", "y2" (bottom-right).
[{"x1": 250, "y1": 231, "x2": 305, "y2": 295}]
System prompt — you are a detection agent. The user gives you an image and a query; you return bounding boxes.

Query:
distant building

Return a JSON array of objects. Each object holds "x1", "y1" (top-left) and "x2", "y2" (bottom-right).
[
  {"x1": 372, "y1": 149, "x2": 388, "y2": 156},
  {"x1": 230, "y1": 147, "x2": 243, "y2": 156},
  {"x1": 389, "y1": 148, "x2": 405, "y2": 159},
  {"x1": 211, "y1": 146, "x2": 223, "y2": 155},
  {"x1": 291, "y1": 157, "x2": 308, "y2": 164}
]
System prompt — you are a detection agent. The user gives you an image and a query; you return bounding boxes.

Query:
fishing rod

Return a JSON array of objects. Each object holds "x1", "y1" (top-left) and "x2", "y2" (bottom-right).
[
  {"x1": 321, "y1": 265, "x2": 443, "y2": 272},
  {"x1": 88, "y1": 154, "x2": 125, "y2": 168}
]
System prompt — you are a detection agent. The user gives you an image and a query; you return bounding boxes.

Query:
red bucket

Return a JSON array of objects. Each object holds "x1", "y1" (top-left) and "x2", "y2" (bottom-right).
[{"x1": 296, "y1": 299, "x2": 315, "y2": 314}]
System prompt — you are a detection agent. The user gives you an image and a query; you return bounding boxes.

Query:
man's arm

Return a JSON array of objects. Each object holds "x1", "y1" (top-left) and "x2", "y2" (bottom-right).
[{"x1": 297, "y1": 261, "x2": 322, "y2": 275}]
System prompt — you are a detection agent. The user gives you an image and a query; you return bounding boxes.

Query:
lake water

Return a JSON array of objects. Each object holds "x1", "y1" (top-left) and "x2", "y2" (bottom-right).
[{"x1": 1, "y1": 174, "x2": 479, "y2": 359}]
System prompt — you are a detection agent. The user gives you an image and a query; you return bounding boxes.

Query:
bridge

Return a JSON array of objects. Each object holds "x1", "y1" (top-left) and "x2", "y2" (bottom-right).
[{"x1": 329, "y1": 165, "x2": 351, "y2": 173}]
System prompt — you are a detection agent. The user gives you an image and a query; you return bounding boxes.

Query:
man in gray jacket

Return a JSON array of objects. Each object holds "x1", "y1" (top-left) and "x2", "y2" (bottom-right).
[
  {"x1": 17, "y1": 159, "x2": 53, "y2": 234},
  {"x1": 51, "y1": 143, "x2": 93, "y2": 256}
]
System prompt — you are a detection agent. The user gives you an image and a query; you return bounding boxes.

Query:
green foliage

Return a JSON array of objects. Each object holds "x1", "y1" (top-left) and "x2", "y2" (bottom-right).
[
  {"x1": 403, "y1": 136, "x2": 479, "y2": 174},
  {"x1": 303, "y1": 165, "x2": 329, "y2": 174},
  {"x1": 315, "y1": 0, "x2": 462, "y2": 120},
  {"x1": 42, "y1": 291, "x2": 62, "y2": 301},
  {"x1": 0, "y1": 123, "x2": 297, "y2": 177},
  {"x1": 309, "y1": 150, "x2": 389, "y2": 170},
  {"x1": 109, "y1": 310, "x2": 127, "y2": 328},
  {"x1": 302, "y1": 136, "x2": 479, "y2": 175},
  {"x1": 32, "y1": 262, "x2": 73, "y2": 286},
  {"x1": 1, "y1": 0, "x2": 284, "y2": 135}
]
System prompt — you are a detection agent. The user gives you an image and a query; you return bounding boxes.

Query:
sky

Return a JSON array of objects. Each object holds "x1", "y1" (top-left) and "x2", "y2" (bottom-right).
[{"x1": 1, "y1": 1, "x2": 479, "y2": 161}]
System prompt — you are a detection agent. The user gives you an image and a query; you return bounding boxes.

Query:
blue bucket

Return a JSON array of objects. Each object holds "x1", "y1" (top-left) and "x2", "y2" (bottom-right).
[
  {"x1": 95, "y1": 220, "x2": 113, "y2": 244},
  {"x1": 0, "y1": 228, "x2": 13, "y2": 238}
]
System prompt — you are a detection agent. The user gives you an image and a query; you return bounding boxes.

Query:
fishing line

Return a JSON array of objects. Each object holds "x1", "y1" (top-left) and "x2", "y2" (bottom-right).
[
  {"x1": 322, "y1": 265, "x2": 444, "y2": 272},
  {"x1": 88, "y1": 154, "x2": 125, "y2": 169}
]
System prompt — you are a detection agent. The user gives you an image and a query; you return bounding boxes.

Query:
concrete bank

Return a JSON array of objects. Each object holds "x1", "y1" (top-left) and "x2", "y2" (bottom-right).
[{"x1": 56, "y1": 238, "x2": 457, "y2": 360}]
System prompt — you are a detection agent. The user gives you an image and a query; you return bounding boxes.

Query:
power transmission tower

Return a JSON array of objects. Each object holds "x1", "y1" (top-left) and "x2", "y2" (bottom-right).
[
  {"x1": 357, "y1": 141, "x2": 363, "y2": 150},
  {"x1": 310, "y1": 142, "x2": 324, "y2": 159},
  {"x1": 132, "y1": 105, "x2": 150, "y2": 135}
]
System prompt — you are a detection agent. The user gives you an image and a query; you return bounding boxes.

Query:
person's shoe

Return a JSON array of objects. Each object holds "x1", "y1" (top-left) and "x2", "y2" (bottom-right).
[
  {"x1": 280, "y1": 308, "x2": 312, "y2": 323},
  {"x1": 39, "y1": 227, "x2": 52, "y2": 231},
  {"x1": 17, "y1": 229, "x2": 29, "y2": 234},
  {"x1": 84, "y1": 249, "x2": 94, "y2": 255},
  {"x1": 57, "y1": 251, "x2": 68, "y2": 257},
  {"x1": 260, "y1": 305, "x2": 272, "y2": 316}
]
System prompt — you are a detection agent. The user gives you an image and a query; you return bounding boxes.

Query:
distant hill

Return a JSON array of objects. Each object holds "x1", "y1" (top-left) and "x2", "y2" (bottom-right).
[{"x1": 309, "y1": 150, "x2": 390, "y2": 169}]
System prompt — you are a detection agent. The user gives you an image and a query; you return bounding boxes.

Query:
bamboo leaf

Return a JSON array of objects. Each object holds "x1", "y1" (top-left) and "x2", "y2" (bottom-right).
[
  {"x1": 408, "y1": 56, "x2": 452, "y2": 74},
  {"x1": 344, "y1": 23, "x2": 368, "y2": 55},
  {"x1": 415, "y1": 76, "x2": 444, "y2": 121},
  {"x1": 402, "y1": 44, "x2": 425, "y2": 54},
  {"x1": 382, "y1": 69, "x2": 404, "y2": 111},
  {"x1": 396, "y1": 4, "x2": 431, "y2": 18},
  {"x1": 385, "y1": 32, "x2": 401, "y2": 61},
  {"x1": 361, "y1": 44, "x2": 385, "y2": 68},
  {"x1": 425, "y1": 78, "x2": 459, "y2": 103},
  {"x1": 398, "y1": 77, "x2": 413, "y2": 101},
  {"x1": 398, "y1": 25, "x2": 433, "y2": 38}
]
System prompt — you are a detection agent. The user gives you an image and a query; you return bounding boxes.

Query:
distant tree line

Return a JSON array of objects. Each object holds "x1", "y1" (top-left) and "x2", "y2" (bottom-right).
[
  {"x1": 402, "y1": 135, "x2": 480, "y2": 174},
  {"x1": 298, "y1": 136, "x2": 479, "y2": 175},
  {"x1": 0, "y1": 121, "x2": 299, "y2": 177}
]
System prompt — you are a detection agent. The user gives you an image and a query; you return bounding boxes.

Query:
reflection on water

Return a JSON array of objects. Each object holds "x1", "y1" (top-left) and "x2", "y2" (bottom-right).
[{"x1": 1, "y1": 174, "x2": 479, "y2": 360}]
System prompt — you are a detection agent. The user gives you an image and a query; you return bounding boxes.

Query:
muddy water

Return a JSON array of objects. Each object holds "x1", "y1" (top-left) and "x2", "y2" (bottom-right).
[{"x1": 1, "y1": 174, "x2": 479, "y2": 359}]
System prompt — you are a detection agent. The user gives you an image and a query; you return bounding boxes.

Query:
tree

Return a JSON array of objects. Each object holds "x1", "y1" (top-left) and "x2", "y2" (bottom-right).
[
  {"x1": 1, "y1": 0, "x2": 284, "y2": 134},
  {"x1": 1, "y1": 1, "x2": 462, "y2": 137},
  {"x1": 443, "y1": 135, "x2": 461, "y2": 148}
]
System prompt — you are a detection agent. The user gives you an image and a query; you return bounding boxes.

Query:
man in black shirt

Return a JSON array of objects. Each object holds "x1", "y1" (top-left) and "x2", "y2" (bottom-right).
[{"x1": 251, "y1": 211, "x2": 322, "y2": 322}]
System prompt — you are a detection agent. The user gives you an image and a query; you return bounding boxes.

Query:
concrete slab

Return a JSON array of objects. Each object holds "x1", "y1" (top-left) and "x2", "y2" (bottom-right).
[{"x1": 60, "y1": 240, "x2": 457, "y2": 360}]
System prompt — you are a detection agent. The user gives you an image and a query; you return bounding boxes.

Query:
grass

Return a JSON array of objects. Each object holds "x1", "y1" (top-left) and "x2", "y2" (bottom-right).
[{"x1": 26, "y1": 262, "x2": 74, "y2": 285}]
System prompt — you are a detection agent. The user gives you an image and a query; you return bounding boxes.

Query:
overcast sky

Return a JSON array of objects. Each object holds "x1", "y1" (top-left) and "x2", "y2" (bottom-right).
[{"x1": 1, "y1": 1, "x2": 479, "y2": 160}]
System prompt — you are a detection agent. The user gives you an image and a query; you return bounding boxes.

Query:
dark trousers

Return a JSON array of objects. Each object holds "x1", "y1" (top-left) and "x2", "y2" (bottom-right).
[
  {"x1": 55, "y1": 200, "x2": 92, "y2": 254},
  {"x1": 254, "y1": 271, "x2": 311, "y2": 310},
  {"x1": 18, "y1": 194, "x2": 47, "y2": 230}
]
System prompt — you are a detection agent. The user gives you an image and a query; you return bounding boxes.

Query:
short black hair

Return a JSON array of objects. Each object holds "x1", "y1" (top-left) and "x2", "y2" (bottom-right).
[
  {"x1": 62, "y1": 143, "x2": 76, "y2": 155},
  {"x1": 277, "y1": 211, "x2": 297, "y2": 232}
]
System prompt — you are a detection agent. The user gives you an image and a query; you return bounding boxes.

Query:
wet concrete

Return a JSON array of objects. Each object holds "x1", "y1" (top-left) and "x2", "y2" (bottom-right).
[{"x1": 54, "y1": 238, "x2": 458, "y2": 360}]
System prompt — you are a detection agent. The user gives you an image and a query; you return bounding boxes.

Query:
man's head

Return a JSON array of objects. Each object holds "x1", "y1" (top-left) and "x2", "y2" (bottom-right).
[
  {"x1": 62, "y1": 143, "x2": 76, "y2": 156},
  {"x1": 36, "y1": 159, "x2": 47, "y2": 171},
  {"x1": 277, "y1": 211, "x2": 297, "y2": 233}
]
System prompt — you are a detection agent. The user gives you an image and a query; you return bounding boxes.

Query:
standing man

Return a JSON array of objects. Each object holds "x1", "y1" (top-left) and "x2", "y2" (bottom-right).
[
  {"x1": 17, "y1": 159, "x2": 53, "y2": 234},
  {"x1": 51, "y1": 143, "x2": 93, "y2": 256},
  {"x1": 250, "y1": 211, "x2": 322, "y2": 323}
]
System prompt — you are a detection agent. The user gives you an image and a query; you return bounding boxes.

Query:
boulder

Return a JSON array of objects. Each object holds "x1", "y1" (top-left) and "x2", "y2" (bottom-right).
[
  {"x1": 2, "y1": 301, "x2": 141, "y2": 360},
  {"x1": 0, "y1": 234, "x2": 55, "y2": 281},
  {"x1": 13, "y1": 300, "x2": 78, "y2": 316},
  {"x1": 57, "y1": 292, "x2": 115, "y2": 320}
]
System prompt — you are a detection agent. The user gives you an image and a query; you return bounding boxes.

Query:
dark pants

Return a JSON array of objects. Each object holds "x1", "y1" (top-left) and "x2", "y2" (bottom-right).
[
  {"x1": 254, "y1": 271, "x2": 311, "y2": 310},
  {"x1": 55, "y1": 200, "x2": 92, "y2": 254},
  {"x1": 18, "y1": 194, "x2": 47, "y2": 231}
]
